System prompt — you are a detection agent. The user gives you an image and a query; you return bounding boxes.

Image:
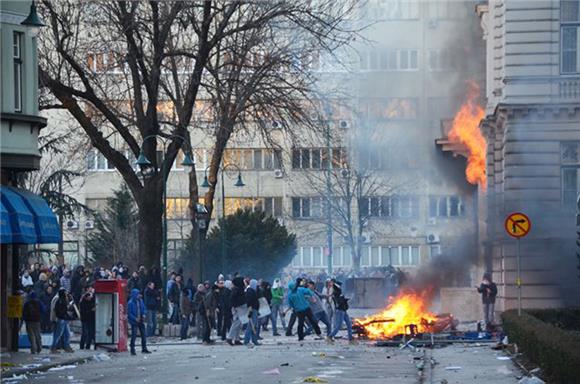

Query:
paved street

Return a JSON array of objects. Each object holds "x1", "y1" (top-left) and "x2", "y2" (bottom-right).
[{"x1": 1, "y1": 333, "x2": 523, "y2": 384}]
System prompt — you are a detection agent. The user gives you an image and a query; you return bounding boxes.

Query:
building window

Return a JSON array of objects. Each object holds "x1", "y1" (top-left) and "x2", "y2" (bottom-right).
[
  {"x1": 86, "y1": 149, "x2": 115, "y2": 171},
  {"x1": 561, "y1": 1, "x2": 580, "y2": 73},
  {"x1": 224, "y1": 197, "x2": 283, "y2": 217},
  {"x1": 224, "y1": 148, "x2": 281, "y2": 170},
  {"x1": 13, "y1": 32, "x2": 23, "y2": 112},
  {"x1": 429, "y1": 195, "x2": 465, "y2": 218},
  {"x1": 361, "y1": 49, "x2": 419, "y2": 71},
  {"x1": 561, "y1": 142, "x2": 580, "y2": 209},
  {"x1": 168, "y1": 239, "x2": 186, "y2": 265},
  {"x1": 292, "y1": 148, "x2": 346, "y2": 169},
  {"x1": 292, "y1": 197, "x2": 324, "y2": 218},
  {"x1": 359, "y1": 195, "x2": 419, "y2": 218},
  {"x1": 63, "y1": 241, "x2": 79, "y2": 264},
  {"x1": 166, "y1": 198, "x2": 190, "y2": 220}
]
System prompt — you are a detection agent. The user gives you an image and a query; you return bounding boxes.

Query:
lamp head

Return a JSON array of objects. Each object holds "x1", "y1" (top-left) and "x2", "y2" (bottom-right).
[
  {"x1": 201, "y1": 175, "x2": 211, "y2": 188},
  {"x1": 181, "y1": 153, "x2": 195, "y2": 168},
  {"x1": 235, "y1": 172, "x2": 245, "y2": 187}
]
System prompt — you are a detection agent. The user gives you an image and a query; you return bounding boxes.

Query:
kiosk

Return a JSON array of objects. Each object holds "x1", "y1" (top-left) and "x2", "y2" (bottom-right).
[{"x1": 94, "y1": 279, "x2": 128, "y2": 352}]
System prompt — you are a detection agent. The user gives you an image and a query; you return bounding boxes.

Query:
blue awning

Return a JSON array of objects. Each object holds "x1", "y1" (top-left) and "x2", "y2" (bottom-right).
[
  {"x1": 0, "y1": 199, "x2": 12, "y2": 244},
  {"x1": 0, "y1": 187, "x2": 61, "y2": 244}
]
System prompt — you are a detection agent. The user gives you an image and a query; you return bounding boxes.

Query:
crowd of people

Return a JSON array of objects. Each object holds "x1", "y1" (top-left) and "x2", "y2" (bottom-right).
[{"x1": 17, "y1": 261, "x2": 359, "y2": 355}]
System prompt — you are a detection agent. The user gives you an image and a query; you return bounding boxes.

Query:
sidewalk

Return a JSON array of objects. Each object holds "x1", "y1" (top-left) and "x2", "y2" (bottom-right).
[
  {"x1": 427, "y1": 343, "x2": 523, "y2": 384},
  {"x1": 0, "y1": 349, "x2": 108, "y2": 380}
]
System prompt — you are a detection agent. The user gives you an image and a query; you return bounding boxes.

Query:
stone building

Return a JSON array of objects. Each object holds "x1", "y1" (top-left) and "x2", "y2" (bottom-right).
[{"x1": 477, "y1": 0, "x2": 580, "y2": 311}]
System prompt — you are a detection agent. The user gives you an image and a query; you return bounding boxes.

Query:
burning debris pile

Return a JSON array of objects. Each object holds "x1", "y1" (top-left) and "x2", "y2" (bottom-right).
[{"x1": 353, "y1": 289, "x2": 458, "y2": 340}]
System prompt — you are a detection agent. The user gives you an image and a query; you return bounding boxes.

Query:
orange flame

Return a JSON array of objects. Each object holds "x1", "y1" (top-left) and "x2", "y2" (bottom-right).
[
  {"x1": 448, "y1": 80, "x2": 487, "y2": 190},
  {"x1": 355, "y1": 289, "x2": 437, "y2": 339}
]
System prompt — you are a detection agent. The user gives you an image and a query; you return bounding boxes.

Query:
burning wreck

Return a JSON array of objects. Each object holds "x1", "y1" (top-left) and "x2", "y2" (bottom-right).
[{"x1": 353, "y1": 289, "x2": 459, "y2": 340}]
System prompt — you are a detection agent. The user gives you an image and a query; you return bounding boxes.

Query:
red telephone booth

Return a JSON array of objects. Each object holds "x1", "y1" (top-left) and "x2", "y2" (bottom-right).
[{"x1": 94, "y1": 279, "x2": 128, "y2": 352}]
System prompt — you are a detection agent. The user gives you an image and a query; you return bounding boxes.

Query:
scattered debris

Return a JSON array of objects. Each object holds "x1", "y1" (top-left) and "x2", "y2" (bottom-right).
[
  {"x1": 518, "y1": 376, "x2": 545, "y2": 384},
  {"x1": 530, "y1": 368, "x2": 541, "y2": 374},
  {"x1": 440, "y1": 380, "x2": 448, "y2": 384},
  {"x1": 303, "y1": 377, "x2": 328, "y2": 383},
  {"x1": 280, "y1": 363, "x2": 290, "y2": 366},
  {"x1": 48, "y1": 365, "x2": 77, "y2": 371},
  {"x1": 3, "y1": 374, "x2": 27, "y2": 381},
  {"x1": 93, "y1": 353, "x2": 111, "y2": 362},
  {"x1": 444, "y1": 366, "x2": 462, "y2": 371},
  {"x1": 496, "y1": 356, "x2": 511, "y2": 360},
  {"x1": 262, "y1": 368, "x2": 280, "y2": 375}
]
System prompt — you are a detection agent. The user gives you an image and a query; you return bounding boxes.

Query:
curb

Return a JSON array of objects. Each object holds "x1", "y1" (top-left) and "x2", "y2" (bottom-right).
[{"x1": 2, "y1": 356, "x2": 93, "y2": 379}]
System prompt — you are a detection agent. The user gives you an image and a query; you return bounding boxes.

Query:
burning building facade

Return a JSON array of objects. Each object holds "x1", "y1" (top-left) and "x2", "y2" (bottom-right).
[{"x1": 477, "y1": 0, "x2": 580, "y2": 311}]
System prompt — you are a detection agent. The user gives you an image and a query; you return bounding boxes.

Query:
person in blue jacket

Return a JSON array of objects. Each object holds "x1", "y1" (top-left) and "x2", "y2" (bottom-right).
[
  {"x1": 287, "y1": 280, "x2": 321, "y2": 341},
  {"x1": 128, "y1": 288, "x2": 151, "y2": 355}
]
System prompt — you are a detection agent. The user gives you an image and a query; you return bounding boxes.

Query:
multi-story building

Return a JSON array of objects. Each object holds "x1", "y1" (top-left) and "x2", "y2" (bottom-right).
[
  {"x1": 1, "y1": 1, "x2": 59, "y2": 351},
  {"x1": 57, "y1": 1, "x2": 484, "y2": 301},
  {"x1": 477, "y1": 0, "x2": 580, "y2": 311}
]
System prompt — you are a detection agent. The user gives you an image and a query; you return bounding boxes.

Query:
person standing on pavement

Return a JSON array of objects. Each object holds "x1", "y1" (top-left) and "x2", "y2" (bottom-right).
[
  {"x1": 50, "y1": 289, "x2": 74, "y2": 353},
  {"x1": 127, "y1": 288, "x2": 151, "y2": 355},
  {"x1": 220, "y1": 280, "x2": 233, "y2": 341},
  {"x1": 244, "y1": 279, "x2": 261, "y2": 346},
  {"x1": 180, "y1": 287, "x2": 193, "y2": 340},
  {"x1": 40, "y1": 285, "x2": 54, "y2": 332},
  {"x1": 195, "y1": 284, "x2": 213, "y2": 345},
  {"x1": 226, "y1": 276, "x2": 246, "y2": 346},
  {"x1": 168, "y1": 274, "x2": 183, "y2": 325},
  {"x1": 22, "y1": 291, "x2": 43, "y2": 354},
  {"x1": 329, "y1": 280, "x2": 354, "y2": 343},
  {"x1": 287, "y1": 280, "x2": 321, "y2": 341},
  {"x1": 193, "y1": 284, "x2": 206, "y2": 341},
  {"x1": 270, "y1": 278, "x2": 286, "y2": 336},
  {"x1": 477, "y1": 272, "x2": 498, "y2": 326},
  {"x1": 205, "y1": 283, "x2": 219, "y2": 337},
  {"x1": 321, "y1": 279, "x2": 334, "y2": 326},
  {"x1": 79, "y1": 286, "x2": 96, "y2": 350},
  {"x1": 144, "y1": 281, "x2": 159, "y2": 336}
]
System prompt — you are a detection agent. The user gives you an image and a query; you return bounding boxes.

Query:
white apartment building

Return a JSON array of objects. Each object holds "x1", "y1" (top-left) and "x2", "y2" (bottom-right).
[
  {"x1": 477, "y1": 0, "x2": 580, "y2": 310},
  {"x1": 54, "y1": 1, "x2": 485, "y2": 285}
]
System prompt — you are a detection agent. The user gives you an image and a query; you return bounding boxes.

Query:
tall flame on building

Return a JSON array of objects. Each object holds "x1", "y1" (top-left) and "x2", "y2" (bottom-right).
[{"x1": 448, "y1": 80, "x2": 487, "y2": 190}]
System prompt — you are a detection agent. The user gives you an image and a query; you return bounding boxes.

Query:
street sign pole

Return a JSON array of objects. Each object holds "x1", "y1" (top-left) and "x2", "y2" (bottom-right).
[
  {"x1": 505, "y1": 212, "x2": 530, "y2": 317},
  {"x1": 516, "y1": 237, "x2": 521, "y2": 316}
]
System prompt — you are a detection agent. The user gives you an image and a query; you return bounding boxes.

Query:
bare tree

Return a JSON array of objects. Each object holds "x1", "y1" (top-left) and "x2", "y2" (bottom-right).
[
  {"x1": 290, "y1": 115, "x2": 417, "y2": 271},
  {"x1": 37, "y1": 0, "x2": 357, "y2": 268}
]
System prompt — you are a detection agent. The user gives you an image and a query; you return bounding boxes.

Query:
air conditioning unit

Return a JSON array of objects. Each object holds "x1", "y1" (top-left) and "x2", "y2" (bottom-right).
[
  {"x1": 84, "y1": 220, "x2": 95, "y2": 230},
  {"x1": 426, "y1": 233, "x2": 440, "y2": 244},
  {"x1": 271, "y1": 120, "x2": 281, "y2": 129},
  {"x1": 338, "y1": 120, "x2": 349, "y2": 129},
  {"x1": 428, "y1": 19, "x2": 438, "y2": 29},
  {"x1": 273, "y1": 169, "x2": 284, "y2": 178},
  {"x1": 65, "y1": 220, "x2": 79, "y2": 230},
  {"x1": 360, "y1": 232, "x2": 372, "y2": 244}
]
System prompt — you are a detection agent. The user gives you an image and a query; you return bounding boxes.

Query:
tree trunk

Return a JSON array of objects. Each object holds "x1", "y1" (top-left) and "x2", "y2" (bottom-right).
[{"x1": 137, "y1": 181, "x2": 163, "y2": 270}]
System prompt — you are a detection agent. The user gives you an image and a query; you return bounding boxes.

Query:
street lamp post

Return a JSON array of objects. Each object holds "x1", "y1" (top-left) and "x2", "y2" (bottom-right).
[
  {"x1": 324, "y1": 104, "x2": 334, "y2": 275},
  {"x1": 201, "y1": 163, "x2": 245, "y2": 272},
  {"x1": 136, "y1": 134, "x2": 195, "y2": 323}
]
